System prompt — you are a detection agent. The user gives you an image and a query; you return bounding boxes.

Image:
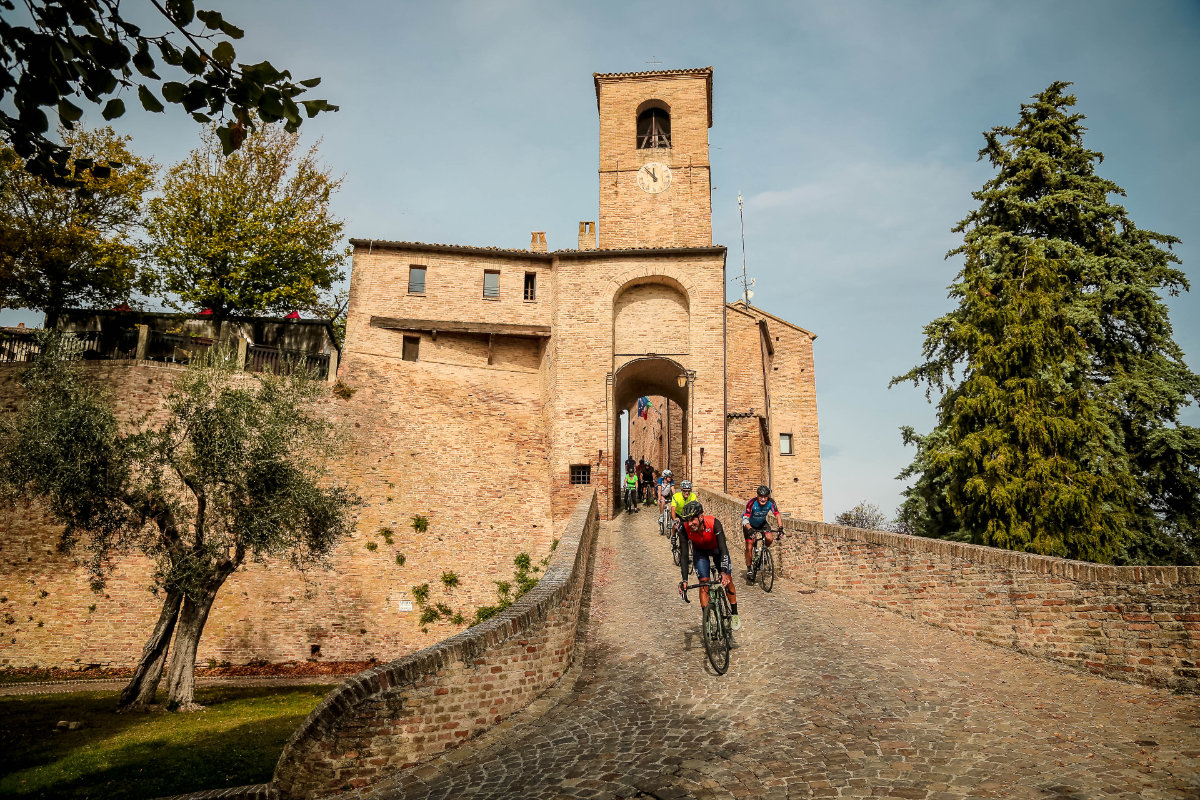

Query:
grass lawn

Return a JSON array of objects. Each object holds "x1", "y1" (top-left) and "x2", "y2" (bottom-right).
[{"x1": 0, "y1": 684, "x2": 333, "y2": 799}]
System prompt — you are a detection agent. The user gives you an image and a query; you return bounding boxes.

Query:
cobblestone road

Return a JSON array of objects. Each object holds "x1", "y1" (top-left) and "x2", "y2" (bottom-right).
[{"x1": 375, "y1": 512, "x2": 1199, "y2": 799}]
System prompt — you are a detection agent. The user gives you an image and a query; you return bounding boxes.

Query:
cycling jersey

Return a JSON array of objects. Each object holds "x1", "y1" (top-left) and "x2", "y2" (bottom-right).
[
  {"x1": 658, "y1": 481, "x2": 674, "y2": 500},
  {"x1": 678, "y1": 516, "x2": 732, "y2": 583},
  {"x1": 624, "y1": 473, "x2": 638, "y2": 491},
  {"x1": 743, "y1": 497, "x2": 779, "y2": 529},
  {"x1": 671, "y1": 491, "x2": 698, "y2": 516}
]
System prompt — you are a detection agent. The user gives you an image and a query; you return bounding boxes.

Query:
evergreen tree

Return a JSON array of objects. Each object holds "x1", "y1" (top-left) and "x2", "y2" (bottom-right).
[{"x1": 893, "y1": 82, "x2": 1199, "y2": 565}]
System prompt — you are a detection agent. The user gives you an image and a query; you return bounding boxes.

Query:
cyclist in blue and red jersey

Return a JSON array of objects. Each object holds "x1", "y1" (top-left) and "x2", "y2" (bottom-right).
[
  {"x1": 677, "y1": 500, "x2": 740, "y2": 631},
  {"x1": 743, "y1": 485, "x2": 781, "y2": 583}
]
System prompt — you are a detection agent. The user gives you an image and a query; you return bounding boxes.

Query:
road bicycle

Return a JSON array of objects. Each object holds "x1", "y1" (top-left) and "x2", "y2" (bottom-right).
[
  {"x1": 748, "y1": 526, "x2": 783, "y2": 593},
  {"x1": 659, "y1": 506, "x2": 671, "y2": 537},
  {"x1": 680, "y1": 577, "x2": 734, "y2": 674}
]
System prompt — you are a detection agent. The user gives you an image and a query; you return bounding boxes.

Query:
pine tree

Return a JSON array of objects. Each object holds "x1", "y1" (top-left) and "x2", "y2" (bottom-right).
[{"x1": 893, "y1": 82, "x2": 1199, "y2": 565}]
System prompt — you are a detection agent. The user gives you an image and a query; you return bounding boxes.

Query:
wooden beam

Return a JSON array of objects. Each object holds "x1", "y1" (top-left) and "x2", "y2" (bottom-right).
[
  {"x1": 487, "y1": 333, "x2": 495, "y2": 365},
  {"x1": 370, "y1": 316, "x2": 550, "y2": 338}
]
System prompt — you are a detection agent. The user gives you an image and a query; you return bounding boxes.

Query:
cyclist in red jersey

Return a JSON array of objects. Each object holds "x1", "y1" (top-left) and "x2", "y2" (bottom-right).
[{"x1": 676, "y1": 500, "x2": 740, "y2": 631}]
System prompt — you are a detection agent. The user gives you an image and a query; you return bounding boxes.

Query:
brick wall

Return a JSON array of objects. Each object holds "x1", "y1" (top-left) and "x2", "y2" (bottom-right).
[
  {"x1": 272, "y1": 491, "x2": 598, "y2": 799},
  {"x1": 0, "y1": 358, "x2": 556, "y2": 670},
  {"x1": 698, "y1": 487, "x2": 1200, "y2": 691}
]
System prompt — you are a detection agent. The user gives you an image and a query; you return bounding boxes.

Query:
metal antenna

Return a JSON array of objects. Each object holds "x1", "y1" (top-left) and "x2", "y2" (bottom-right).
[{"x1": 737, "y1": 192, "x2": 754, "y2": 305}]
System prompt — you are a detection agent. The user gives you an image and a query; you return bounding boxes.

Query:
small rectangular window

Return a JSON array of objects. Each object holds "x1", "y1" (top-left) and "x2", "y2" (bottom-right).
[
  {"x1": 569, "y1": 464, "x2": 591, "y2": 485},
  {"x1": 408, "y1": 266, "x2": 426, "y2": 294},
  {"x1": 483, "y1": 270, "x2": 500, "y2": 300},
  {"x1": 524, "y1": 272, "x2": 537, "y2": 301},
  {"x1": 402, "y1": 335, "x2": 420, "y2": 362},
  {"x1": 779, "y1": 433, "x2": 793, "y2": 456}
]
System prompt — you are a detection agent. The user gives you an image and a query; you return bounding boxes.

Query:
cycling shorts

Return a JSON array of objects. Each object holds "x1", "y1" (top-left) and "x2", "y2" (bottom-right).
[{"x1": 692, "y1": 546, "x2": 731, "y2": 579}]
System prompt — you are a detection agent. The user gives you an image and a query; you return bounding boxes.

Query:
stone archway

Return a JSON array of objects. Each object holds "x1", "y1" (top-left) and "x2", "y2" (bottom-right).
[{"x1": 609, "y1": 355, "x2": 692, "y2": 517}]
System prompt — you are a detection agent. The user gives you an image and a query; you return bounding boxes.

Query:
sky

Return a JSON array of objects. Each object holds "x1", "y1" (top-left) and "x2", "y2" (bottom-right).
[{"x1": 4, "y1": 0, "x2": 1199, "y2": 522}]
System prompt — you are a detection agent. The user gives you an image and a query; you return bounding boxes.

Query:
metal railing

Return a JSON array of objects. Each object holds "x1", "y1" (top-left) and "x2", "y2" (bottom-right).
[
  {"x1": 246, "y1": 345, "x2": 330, "y2": 379},
  {"x1": 1, "y1": 328, "x2": 331, "y2": 380},
  {"x1": 0, "y1": 329, "x2": 138, "y2": 364}
]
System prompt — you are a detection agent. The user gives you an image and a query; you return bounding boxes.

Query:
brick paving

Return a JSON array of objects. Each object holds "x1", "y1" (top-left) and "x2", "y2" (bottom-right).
[{"x1": 368, "y1": 511, "x2": 1200, "y2": 800}]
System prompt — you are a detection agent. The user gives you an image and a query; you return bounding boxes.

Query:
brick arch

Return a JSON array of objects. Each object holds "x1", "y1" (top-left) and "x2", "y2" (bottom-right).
[{"x1": 606, "y1": 267, "x2": 696, "y2": 305}]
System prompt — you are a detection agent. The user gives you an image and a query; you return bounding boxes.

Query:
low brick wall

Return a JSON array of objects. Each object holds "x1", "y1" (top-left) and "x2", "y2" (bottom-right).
[
  {"x1": 271, "y1": 491, "x2": 598, "y2": 799},
  {"x1": 698, "y1": 488, "x2": 1200, "y2": 692}
]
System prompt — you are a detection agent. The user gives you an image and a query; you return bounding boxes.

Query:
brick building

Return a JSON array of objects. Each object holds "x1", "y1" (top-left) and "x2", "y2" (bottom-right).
[{"x1": 341, "y1": 67, "x2": 822, "y2": 521}]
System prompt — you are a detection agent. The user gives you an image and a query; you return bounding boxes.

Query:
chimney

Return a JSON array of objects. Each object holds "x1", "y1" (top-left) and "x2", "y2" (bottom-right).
[
  {"x1": 530, "y1": 231, "x2": 547, "y2": 253},
  {"x1": 578, "y1": 221, "x2": 596, "y2": 251}
]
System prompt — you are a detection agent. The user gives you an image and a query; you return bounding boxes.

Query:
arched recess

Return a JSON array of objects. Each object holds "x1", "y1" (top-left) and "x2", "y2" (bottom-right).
[
  {"x1": 610, "y1": 355, "x2": 692, "y2": 517},
  {"x1": 613, "y1": 277, "x2": 690, "y2": 357},
  {"x1": 636, "y1": 99, "x2": 672, "y2": 149}
]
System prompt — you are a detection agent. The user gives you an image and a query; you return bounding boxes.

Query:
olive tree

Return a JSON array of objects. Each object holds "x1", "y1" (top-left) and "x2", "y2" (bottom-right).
[{"x1": 0, "y1": 331, "x2": 360, "y2": 710}]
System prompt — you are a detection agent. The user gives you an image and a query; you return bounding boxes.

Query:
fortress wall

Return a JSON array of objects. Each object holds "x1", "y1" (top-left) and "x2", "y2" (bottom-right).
[
  {"x1": 725, "y1": 306, "x2": 768, "y2": 498},
  {"x1": 627, "y1": 396, "x2": 668, "y2": 469},
  {"x1": 698, "y1": 488, "x2": 1200, "y2": 692},
  {"x1": 273, "y1": 491, "x2": 598, "y2": 800},
  {"x1": 0, "y1": 355, "x2": 556, "y2": 670}
]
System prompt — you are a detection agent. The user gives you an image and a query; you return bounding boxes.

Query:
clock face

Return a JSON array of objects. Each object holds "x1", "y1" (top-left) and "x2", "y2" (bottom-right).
[{"x1": 637, "y1": 162, "x2": 672, "y2": 194}]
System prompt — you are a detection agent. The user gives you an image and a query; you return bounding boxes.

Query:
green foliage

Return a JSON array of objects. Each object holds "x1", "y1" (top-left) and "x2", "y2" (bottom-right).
[
  {"x1": 418, "y1": 607, "x2": 439, "y2": 626},
  {"x1": 893, "y1": 82, "x2": 1199, "y2": 565},
  {"x1": 331, "y1": 380, "x2": 356, "y2": 400},
  {"x1": 364, "y1": 541, "x2": 377, "y2": 552},
  {"x1": 394, "y1": 552, "x2": 406, "y2": 567},
  {"x1": 145, "y1": 122, "x2": 349, "y2": 318},
  {"x1": 440, "y1": 571, "x2": 459, "y2": 589},
  {"x1": 411, "y1": 583, "x2": 430, "y2": 606},
  {"x1": 411, "y1": 515, "x2": 428, "y2": 533},
  {"x1": 0, "y1": 128, "x2": 156, "y2": 316},
  {"x1": 378, "y1": 527, "x2": 394, "y2": 545},
  {"x1": 0, "y1": 1, "x2": 336, "y2": 187}
]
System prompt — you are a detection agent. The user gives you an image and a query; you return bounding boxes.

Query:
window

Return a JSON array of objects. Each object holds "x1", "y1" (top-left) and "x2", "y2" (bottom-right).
[
  {"x1": 636, "y1": 107, "x2": 671, "y2": 149},
  {"x1": 408, "y1": 266, "x2": 426, "y2": 294},
  {"x1": 483, "y1": 270, "x2": 500, "y2": 300},
  {"x1": 779, "y1": 433, "x2": 793, "y2": 456},
  {"x1": 524, "y1": 272, "x2": 536, "y2": 301},
  {"x1": 569, "y1": 464, "x2": 591, "y2": 485},
  {"x1": 402, "y1": 335, "x2": 419, "y2": 362}
]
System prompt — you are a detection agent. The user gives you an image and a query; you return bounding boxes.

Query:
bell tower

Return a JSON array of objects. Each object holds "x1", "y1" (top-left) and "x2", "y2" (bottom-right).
[{"x1": 594, "y1": 68, "x2": 713, "y2": 249}]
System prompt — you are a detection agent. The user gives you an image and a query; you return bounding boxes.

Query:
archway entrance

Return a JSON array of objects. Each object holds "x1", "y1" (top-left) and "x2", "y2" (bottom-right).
[{"x1": 610, "y1": 356, "x2": 693, "y2": 517}]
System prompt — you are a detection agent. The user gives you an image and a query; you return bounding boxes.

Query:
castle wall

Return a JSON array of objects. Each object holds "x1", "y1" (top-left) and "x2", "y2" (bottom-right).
[{"x1": 0, "y1": 358, "x2": 555, "y2": 670}]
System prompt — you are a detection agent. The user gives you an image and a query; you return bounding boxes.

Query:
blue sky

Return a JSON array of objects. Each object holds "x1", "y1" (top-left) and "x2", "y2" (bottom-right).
[{"x1": 5, "y1": 0, "x2": 1198, "y2": 521}]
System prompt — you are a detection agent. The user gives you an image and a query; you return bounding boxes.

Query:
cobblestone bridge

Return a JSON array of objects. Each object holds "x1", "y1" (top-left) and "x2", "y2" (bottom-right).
[{"x1": 364, "y1": 512, "x2": 1200, "y2": 800}]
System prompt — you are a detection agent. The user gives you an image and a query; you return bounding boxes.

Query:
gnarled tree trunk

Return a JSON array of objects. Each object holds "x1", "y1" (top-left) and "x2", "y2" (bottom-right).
[
  {"x1": 117, "y1": 590, "x2": 182, "y2": 711},
  {"x1": 164, "y1": 584, "x2": 224, "y2": 711}
]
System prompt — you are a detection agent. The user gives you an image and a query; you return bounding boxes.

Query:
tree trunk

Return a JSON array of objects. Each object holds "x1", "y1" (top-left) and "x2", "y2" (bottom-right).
[
  {"x1": 164, "y1": 589, "x2": 219, "y2": 711},
  {"x1": 117, "y1": 590, "x2": 182, "y2": 711}
]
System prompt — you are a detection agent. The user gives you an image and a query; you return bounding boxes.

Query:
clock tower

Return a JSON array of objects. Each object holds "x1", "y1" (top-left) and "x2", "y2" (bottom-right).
[{"x1": 594, "y1": 68, "x2": 713, "y2": 249}]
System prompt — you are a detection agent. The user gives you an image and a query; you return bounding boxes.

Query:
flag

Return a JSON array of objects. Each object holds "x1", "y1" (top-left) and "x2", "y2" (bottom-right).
[{"x1": 637, "y1": 396, "x2": 653, "y2": 419}]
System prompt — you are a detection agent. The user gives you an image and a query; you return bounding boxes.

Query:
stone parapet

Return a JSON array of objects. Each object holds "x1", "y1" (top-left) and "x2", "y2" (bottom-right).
[
  {"x1": 697, "y1": 488, "x2": 1200, "y2": 692},
  {"x1": 271, "y1": 491, "x2": 599, "y2": 799}
]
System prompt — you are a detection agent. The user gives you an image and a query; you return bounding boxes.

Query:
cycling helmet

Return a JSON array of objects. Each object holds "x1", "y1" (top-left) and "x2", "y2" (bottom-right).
[
  {"x1": 756, "y1": 485, "x2": 771, "y2": 498},
  {"x1": 663, "y1": 470, "x2": 673, "y2": 478},
  {"x1": 680, "y1": 500, "x2": 704, "y2": 521},
  {"x1": 680, "y1": 480, "x2": 693, "y2": 492}
]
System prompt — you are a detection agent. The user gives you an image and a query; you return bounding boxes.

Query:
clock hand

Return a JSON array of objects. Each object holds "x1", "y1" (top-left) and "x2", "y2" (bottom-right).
[{"x1": 649, "y1": 168, "x2": 657, "y2": 181}]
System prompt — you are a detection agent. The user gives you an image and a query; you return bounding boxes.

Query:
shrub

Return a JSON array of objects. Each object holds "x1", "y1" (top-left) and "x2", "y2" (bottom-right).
[
  {"x1": 411, "y1": 515, "x2": 428, "y2": 533},
  {"x1": 440, "y1": 571, "x2": 459, "y2": 588}
]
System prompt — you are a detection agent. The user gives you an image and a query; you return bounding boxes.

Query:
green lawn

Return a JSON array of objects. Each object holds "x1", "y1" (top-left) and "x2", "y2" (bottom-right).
[{"x1": 0, "y1": 684, "x2": 333, "y2": 799}]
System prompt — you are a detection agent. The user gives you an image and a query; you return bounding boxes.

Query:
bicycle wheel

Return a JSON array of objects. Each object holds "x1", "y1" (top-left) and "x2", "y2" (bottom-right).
[
  {"x1": 671, "y1": 533, "x2": 681, "y2": 566},
  {"x1": 760, "y1": 545, "x2": 775, "y2": 592},
  {"x1": 702, "y1": 598, "x2": 730, "y2": 674}
]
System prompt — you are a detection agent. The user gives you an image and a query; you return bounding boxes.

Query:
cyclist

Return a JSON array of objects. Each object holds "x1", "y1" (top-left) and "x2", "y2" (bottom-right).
[
  {"x1": 670, "y1": 479, "x2": 698, "y2": 534},
  {"x1": 743, "y1": 484, "x2": 782, "y2": 582},
  {"x1": 640, "y1": 460, "x2": 656, "y2": 505},
  {"x1": 623, "y1": 467, "x2": 640, "y2": 513},
  {"x1": 676, "y1": 500, "x2": 739, "y2": 631},
  {"x1": 657, "y1": 469, "x2": 675, "y2": 514}
]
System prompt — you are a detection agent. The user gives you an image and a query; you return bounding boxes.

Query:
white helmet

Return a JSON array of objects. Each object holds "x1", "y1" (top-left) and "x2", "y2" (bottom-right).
[{"x1": 663, "y1": 470, "x2": 673, "y2": 478}]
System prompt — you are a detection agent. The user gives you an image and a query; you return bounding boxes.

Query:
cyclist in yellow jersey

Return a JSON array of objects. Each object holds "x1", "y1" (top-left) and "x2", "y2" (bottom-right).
[{"x1": 670, "y1": 480, "x2": 698, "y2": 536}]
